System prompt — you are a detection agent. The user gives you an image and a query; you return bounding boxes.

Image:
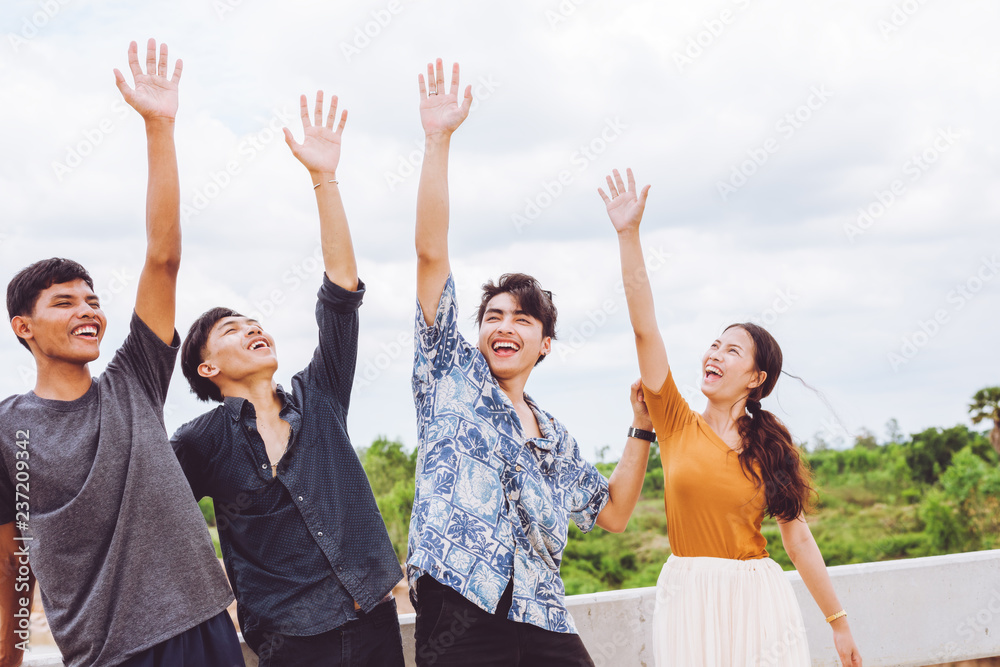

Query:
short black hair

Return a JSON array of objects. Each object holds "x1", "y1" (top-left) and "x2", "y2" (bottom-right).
[
  {"x1": 6, "y1": 258, "x2": 95, "y2": 351},
  {"x1": 181, "y1": 307, "x2": 243, "y2": 402},
  {"x1": 476, "y1": 273, "x2": 558, "y2": 366}
]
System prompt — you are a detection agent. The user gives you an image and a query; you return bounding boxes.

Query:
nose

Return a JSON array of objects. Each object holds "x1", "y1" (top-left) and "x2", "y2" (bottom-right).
[
  {"x1": 77, "y1": 301, "x2": 99, "y2": 318},
  {"x1": 247, "y1": 323, "x2": 263, "y2": 336}
]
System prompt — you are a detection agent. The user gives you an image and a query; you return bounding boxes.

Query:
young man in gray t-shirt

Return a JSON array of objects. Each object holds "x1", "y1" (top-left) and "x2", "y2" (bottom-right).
[{"x1": 0, "y1": 40, "x2": 242, "y2": 667}]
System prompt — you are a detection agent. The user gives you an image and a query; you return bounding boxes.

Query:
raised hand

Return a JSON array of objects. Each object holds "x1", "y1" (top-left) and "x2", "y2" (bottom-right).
[
  {"x1": 630, "y1": 378, "x2": 654, "y2": 431},
  {"x1": 114, "y1": 39, "x2": 182, "y2": 122},
  {"x1": 599, "y1": 168, "x2": 651, "y2": 235},
  {"x1": 283, "y1": 91, "x2": 347, "y2": 176},
  {"x1": 418, "y1": 59, "x2": 473, "y2": 138}
]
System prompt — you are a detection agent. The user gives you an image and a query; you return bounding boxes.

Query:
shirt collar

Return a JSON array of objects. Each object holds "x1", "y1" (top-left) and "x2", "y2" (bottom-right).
[
  {"x1": 221, "y1": 384, "x2": 293, "y2": 422},
  {"x1": 523, "y1": 393, "x2": 558, "y2": 450}
]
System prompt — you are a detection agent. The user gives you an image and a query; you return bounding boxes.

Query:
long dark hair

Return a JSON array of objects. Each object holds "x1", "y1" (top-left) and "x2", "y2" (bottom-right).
[{"x1": 727, "y1": 322, "x2": 815, "y2": 522}]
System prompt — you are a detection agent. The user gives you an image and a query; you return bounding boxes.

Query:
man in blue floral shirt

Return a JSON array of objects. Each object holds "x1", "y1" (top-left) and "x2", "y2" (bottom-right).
[{"x1": 407, "y1": 59, "x2": 657, "y2": 666}]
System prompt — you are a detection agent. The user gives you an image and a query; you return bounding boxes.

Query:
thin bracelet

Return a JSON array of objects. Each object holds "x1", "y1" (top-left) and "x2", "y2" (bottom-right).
[
  {"x1": 825, "y1": 610, "x2": 847, "y2": 623},
  {"x1": 313, "y1": 179, "x2": 339, "y2": 189}
]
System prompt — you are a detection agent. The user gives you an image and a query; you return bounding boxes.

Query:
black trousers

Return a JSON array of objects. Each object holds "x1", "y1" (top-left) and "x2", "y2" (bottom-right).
[
  {"x1": 412, "y1": 575, "x2": 595, "y2": 667},
  {"x1": 254, "y1": 599, "x2": 405, "y2": 667},
  {"x1": 119, "y1": 610, "x2": 245, "y2": 667}
]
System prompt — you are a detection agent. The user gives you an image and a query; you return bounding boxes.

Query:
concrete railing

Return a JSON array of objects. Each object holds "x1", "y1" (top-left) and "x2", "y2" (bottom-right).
[{"x1": 24, "y1": 550, "x2": 1000, "y2": 666}]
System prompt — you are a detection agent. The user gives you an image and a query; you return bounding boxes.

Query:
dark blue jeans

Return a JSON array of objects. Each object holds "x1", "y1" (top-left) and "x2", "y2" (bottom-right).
[
  {"x1": 254, "y1": 599, "x2": 405, "y2": 667},
  {"x1": 119, "y1": 609, "x2": 245, "y2": 667},
  {"x1": 413, "y1": 575, "x2": 595, "y2": 667}
]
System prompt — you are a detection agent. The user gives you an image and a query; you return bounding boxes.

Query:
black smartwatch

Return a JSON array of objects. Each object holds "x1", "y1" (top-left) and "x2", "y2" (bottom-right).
[{"x1": 627, "y1": 427, "x2": 656, "y2": 442}]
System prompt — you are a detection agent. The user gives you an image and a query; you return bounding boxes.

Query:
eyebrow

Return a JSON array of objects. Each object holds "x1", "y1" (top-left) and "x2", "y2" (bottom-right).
[
  {"x1": 48, "y1": 293, "x2": 98, "y2": 302},
  {"x1": 486, "y1": 307, "x2": 532, "y2": 318},
  {"x1": 217, "y1": 318, "x2": 260, "y2": 329}
]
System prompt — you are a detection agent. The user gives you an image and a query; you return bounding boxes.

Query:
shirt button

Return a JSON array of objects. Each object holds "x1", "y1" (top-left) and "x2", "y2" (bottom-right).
[
  {"x1": 298, "y1": 496, "x2": 304, "y2": 502},
  {"x1": 515, "y1": 465, "x2": 522, "y2": 472},
  {"x1": 261, "y1": 464, "x2": 268, "y2": 469},
  {"x1": 317, "y1": 531, "x2": 324, "y2": 537}
]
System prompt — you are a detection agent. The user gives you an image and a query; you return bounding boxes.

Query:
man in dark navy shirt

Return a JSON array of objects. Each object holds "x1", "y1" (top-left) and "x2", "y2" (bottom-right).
[{"x1": 170, "y1": 92, "x2": 404, "y2": 667}]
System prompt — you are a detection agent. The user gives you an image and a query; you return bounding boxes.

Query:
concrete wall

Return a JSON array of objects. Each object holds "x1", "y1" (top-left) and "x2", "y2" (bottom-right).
[{"x1": 23, "y1": 550, "x2": 1000, "y2": 666}]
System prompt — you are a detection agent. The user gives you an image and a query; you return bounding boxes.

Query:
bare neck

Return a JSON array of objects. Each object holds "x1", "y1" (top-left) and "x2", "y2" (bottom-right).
[
  {"x1": 32, "y1": 358, "x2": 94, "y2": 401},
  {"x1": 701, "y1": 397, "x2": 745, "y2": 442},
  {"x1": 495, "y1": 373, "x2": 530, "y2": 410}
]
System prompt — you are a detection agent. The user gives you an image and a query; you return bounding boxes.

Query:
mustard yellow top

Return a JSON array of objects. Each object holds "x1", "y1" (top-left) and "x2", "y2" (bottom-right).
[{"x1": 643, "y1": 371, "x2": 768, "y2": 560}]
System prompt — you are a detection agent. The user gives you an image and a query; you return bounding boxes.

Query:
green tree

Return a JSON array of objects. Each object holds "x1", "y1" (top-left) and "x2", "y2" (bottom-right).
[
  {"x1": 358, "y1": 436, "x2": 418, "y2": 561},
  {"x1": 853, "y1": 428, "x2": 878, "y2": 450},
  {"x1": 359, "y1": 436, "x2": 417, "y2": 497},
  {"x1": 968, "y1": 386, "x2": 1000, "y2": 458},
  {"x1": 903, "y1": 425, "x2": 986, "y2": 485}
]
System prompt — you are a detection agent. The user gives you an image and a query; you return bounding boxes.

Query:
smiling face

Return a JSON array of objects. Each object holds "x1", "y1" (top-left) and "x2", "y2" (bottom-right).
[
  {"x1": 11, "y1": 278, "x2": 106, "y2": 364},
  {"x1": 198, "y1": 316, "x2": 279, "y2": 389},
  {"x1": 700, "y1": 325, "x2": 765, "y2": 404},
  {"x1": 477, "y1": 292, "x2": 551, "y2": 382}
]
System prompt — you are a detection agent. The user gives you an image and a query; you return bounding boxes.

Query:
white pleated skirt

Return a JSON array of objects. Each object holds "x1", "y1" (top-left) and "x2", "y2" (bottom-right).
[{"x1": 652, "y1": 555, "x2": 811, "y2": 667}]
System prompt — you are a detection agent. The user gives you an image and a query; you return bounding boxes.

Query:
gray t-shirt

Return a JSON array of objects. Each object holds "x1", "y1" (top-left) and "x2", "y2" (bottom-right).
[{"x1": 0, "y1": 313, "x2": 234, "y2": 667}]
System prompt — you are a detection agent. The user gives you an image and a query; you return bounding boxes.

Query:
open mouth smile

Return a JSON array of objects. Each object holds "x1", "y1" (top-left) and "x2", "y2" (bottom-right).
[
  {"x1": 247, "y1": 337, "x2": 271, "y2": 351},
  {"x1": 491, "y1": 339, "x2": 520, "y2": 358},
  {"x1": 704, "y1": 364, "x2": 723, "y2": 383},
  {"x1": 71, "y1": 324, "x2": 99, "y2": 339}
]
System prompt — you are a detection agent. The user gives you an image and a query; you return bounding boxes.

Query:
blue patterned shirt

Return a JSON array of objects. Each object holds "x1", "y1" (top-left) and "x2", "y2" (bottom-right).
[{"x1": 407, "y1": 275, "x2": 610, "y2": 634}]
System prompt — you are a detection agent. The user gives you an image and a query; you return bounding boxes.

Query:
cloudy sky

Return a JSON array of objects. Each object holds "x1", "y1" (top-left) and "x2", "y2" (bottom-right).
[{"x1": 1, "y1": 0, "x2": 997, "y2": 461}]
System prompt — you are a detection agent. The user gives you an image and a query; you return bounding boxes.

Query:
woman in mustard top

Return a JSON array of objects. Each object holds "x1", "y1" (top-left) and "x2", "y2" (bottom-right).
[{"x1": 598, "y1": 169, "x2": 863, "y2": 667}]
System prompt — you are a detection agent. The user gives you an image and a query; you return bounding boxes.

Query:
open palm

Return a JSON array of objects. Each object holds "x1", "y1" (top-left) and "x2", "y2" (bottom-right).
[
  {"x1": 418, "y1": 59, "x2": 472, "y2": 137},
  {"x1": 599, "y1": 168, "x2": 651, "y2": 234},
  {"x1": 114, "y1": 39, "x2": 182, "y2": 122},
  {"x1": 284, "y1": 91, "x2": 347, "y2": 175}
]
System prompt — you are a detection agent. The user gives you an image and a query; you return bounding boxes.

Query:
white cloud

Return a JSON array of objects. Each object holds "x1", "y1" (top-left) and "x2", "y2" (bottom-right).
[{"x1": 1, "y1": 0, "x2": 998, "y2": 460}]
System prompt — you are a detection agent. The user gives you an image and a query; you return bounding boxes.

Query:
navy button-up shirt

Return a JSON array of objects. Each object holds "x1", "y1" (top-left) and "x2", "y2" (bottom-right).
[{"x1": 171, "y1": 276, "x2": 400, "y2": 648}]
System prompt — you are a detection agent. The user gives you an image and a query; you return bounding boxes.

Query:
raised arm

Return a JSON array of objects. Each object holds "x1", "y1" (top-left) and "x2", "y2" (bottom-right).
[
  {"x1": 0, "y1": 522, "x2": 32, "y2": 667},
  {"x1": 779, "y1": 518, "x2": 863, "y2": 667},
  {"x1": 596, "y1": 379, "x2": 655, "y2": 533},
  {"x1": 114, "y1": 39, "x2": 183, "y2": 345},
  {"x1": 283, "y1": 91, "x2": 357, "y2": 291},
  {"x1": 415, "y1": 59, "x2": 472, "y2": 325},
  {"x1": 599, "y1": 169, "x2": 669, "y2": 391}
]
